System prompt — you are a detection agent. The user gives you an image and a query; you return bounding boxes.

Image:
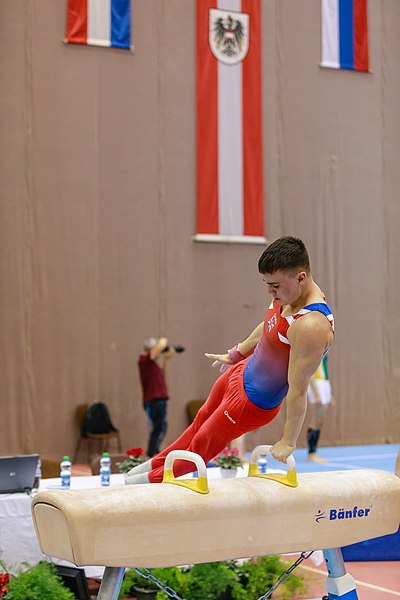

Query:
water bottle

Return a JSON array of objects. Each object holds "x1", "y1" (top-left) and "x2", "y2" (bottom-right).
[
  {"x1": 100, "y1": 452, "x2": 111, "y2": 487},
  {"x1": 60, "y1": 456, "x2": 72, "y2": 489},
  {"x1": 257, "y1": 453, "x2": 268, "y2": 474},
  {"x1": 33, "y1": 457, "x2": 42, "y2": 489}
]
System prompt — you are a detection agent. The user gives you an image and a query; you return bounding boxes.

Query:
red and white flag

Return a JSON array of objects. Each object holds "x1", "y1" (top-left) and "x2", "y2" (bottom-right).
[{"x1": 195, "y1": 0, "x2": 265, "y2": 243}]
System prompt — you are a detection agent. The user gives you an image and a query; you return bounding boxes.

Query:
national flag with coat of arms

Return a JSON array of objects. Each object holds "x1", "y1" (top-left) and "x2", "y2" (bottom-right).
[
  {"x1": 66, "y1": 0, "x2": 131, "y2": 49},
  {"x1": 195, "y1": 0, "x2": 265, "y2": 243}
]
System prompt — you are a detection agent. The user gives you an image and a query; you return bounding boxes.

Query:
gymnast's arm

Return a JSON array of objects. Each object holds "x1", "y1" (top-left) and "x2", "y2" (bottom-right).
[
  {"x1": 205, "y1": 321, "x2": 264, "y2": 367},
  {"x1": 270, "y1": 313, "x2": 332, "y2": 463}
]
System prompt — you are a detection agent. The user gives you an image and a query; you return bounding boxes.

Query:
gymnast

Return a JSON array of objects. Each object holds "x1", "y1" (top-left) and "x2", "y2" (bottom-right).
[{"x1": 126, "y1": 236, "x2": 334, "y2": 485}]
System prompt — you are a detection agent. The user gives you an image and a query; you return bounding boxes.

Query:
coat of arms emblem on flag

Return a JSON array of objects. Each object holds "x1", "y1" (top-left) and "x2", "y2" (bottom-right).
[{"x1": 209, "y1": 9, "x2": 249, "y2": 66}]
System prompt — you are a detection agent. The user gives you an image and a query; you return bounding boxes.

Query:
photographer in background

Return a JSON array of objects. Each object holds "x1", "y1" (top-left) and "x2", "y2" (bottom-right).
[{"x1": 138, "y1": 337, "x2": 176, "y2": 458}]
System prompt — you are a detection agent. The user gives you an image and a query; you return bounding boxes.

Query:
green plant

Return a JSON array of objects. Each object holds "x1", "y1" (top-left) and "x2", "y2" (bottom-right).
[
  {"x1": 118, "y1": 448, "x2": 145, "y2": 473},
  {"x1": 215, "y1": 447, "x2": 244, "y2": 469},
  {"x1": 4, "y1": 562, "x2": 75, "y2": 600},
  {"x1": 185, "y1": 562, "x2": 237, "y2": 600},
  {"x1": 232, "y1": 556, "x2": 306, "y2": 600},
  {"x1": 119, "y1": 556, "x2": 307, "y2": 599},
  {"x1": 119, "y1": 567, "x2": 188, "y2": 599}
]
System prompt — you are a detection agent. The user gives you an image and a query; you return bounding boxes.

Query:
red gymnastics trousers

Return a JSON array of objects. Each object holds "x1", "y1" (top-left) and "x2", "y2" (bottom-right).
[{"x1": 147, "y1": 360, "x2": 281, "y2": 483}]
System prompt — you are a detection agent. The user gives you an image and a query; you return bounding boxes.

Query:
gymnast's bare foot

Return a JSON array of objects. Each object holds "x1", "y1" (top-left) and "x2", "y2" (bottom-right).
[{"x1": 307, "y1": 452, "x2": 327, "y2": 463}]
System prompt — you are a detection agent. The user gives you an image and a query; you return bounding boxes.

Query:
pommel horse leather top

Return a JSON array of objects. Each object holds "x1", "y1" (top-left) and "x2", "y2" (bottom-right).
[{"x1": 32, "y1": 447, "x2": 400, "y2": 570}]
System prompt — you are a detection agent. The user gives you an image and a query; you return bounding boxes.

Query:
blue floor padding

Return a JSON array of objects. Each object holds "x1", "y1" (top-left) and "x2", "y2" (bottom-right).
[
  {"x1": 292, "y1": 443, "x2": 399, "y2": 474},
  {"x1": 246, "y1": 443, "x2": 399, "y2": 473},
  {"x1": 342, "y1": 526, "x2": 400, "y2": 561}
]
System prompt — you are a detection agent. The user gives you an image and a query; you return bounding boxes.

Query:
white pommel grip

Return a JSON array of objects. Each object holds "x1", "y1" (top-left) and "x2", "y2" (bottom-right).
[
  {"x1": 162, "y1": 450, "x2": 209, "y2": 494},
  {"x1": 164, "y1": 450, "x2": 207, "y2": 479}
]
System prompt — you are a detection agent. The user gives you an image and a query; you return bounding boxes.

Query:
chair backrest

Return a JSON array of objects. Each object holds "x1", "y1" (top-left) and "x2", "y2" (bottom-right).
[
  {"x1": 90, "y1": 453, "x2": 128, "y2": 475},
  {"x1": 186, "y1": 399, "x2": 205, "y2": 425},
  {"x1": 84, "y1": 402, "x2": 117, "y2": 435},
  {"x1": 41, "y1": 459, "x2": 61, "y2": 479},
  {"x1": 75, "y1": 403, "x2": 89, "y2": 431}
]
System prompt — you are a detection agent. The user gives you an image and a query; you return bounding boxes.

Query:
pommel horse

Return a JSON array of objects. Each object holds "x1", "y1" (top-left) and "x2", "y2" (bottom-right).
[{"x1": 31, "y1": 446, "x2": 400, "y2": 600}]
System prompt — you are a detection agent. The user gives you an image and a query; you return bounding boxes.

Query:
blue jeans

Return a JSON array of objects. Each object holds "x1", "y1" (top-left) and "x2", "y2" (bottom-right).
[{"x1": 146, "y1": 398, "x2": 168, "y2": 457}]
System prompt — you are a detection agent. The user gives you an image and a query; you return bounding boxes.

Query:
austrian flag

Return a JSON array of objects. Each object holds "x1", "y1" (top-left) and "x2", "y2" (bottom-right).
[
  {"x1": 66, "y1": 0, "x2": 131, "y2": 49},
  {"x1": 196, "y1": 0, "x2": 265, "y2": 243}
]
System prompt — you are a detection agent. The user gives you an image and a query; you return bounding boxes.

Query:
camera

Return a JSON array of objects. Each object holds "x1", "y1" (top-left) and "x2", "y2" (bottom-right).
[{"x1": 162, "y1": 345, "x2": 185, "y2": 353}]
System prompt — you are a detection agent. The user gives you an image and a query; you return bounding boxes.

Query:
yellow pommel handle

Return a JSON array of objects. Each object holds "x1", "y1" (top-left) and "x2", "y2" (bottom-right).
[
  {"x1": 162, "y1": 450, "x2": 210, "y2": 494},
  {"x1": 248, "y1": 444, "x2": 298, "y2": 488}
]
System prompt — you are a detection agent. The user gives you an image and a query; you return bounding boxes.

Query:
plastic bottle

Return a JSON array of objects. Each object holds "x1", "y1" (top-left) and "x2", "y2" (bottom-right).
[
  {"x1": 257, "y1": 453, "x2": 268, "y2": 474},
  {"x1": 60, "y1": 456, "x2": 72, "y2": 489},
  {"x1": 100, "y1": 452, "x2": 111, "y2": 487},
  {"x1": 33, "y1": 457, "x2": 42, "y2": 489}
]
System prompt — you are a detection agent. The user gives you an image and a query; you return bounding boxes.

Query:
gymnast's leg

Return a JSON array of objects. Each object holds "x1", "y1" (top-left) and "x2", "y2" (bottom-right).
[
  {"x1": 145, "y1": 364, "x2": 281, "y2": 483},
  {"x1": 125, "y1": 369, "x2": 231, "y2": 482}
]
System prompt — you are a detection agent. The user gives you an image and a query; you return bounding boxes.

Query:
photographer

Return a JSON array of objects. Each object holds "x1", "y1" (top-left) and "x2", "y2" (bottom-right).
[{"x1": 138, "y1": 337, "x2": 182, "y2": 458}]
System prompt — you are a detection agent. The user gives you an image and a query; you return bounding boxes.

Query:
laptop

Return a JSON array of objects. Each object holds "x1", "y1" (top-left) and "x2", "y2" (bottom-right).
[{"x1": 0, "y1": 454, "x2": 39, "y2": 494}]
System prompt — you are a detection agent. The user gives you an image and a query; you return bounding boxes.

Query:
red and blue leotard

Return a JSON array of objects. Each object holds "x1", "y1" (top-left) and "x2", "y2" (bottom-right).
[
  {"x1": 244, "y1": 299, "x2": 334, "y2": 409},
  {"x1": 147, "y1": 299, "x2": 334, "y2": 483}
]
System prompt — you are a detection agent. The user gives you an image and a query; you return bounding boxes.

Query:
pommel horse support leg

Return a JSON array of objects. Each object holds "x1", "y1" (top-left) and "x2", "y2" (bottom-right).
[{"x1": 31, "y1": 448, "x2": 400, "y2": 600}]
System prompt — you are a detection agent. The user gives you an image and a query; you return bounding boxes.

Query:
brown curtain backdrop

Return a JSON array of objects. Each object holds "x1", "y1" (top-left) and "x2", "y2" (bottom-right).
[{"x1": 0, "y1": 0, "x2": 399, "y2": 460}]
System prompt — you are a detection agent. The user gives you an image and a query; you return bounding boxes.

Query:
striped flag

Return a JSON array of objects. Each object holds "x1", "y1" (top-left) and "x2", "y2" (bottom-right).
[
  {"x1": 321, "y1": 0, "x2": 369, "y2": 72},
  {"x1": 66, "y1": 0, "x2": 131, "y2": 49},
  {"x1": 195, "y1": 0, "x2": 265, "y2": 243}
]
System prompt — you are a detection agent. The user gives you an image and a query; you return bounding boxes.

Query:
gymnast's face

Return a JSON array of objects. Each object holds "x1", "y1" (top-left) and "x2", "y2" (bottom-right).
[{"x1": 263, "y1": 270, "x2": 306, "y2": 306}]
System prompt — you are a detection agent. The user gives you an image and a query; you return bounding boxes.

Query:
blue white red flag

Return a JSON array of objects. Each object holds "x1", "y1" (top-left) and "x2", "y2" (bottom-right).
[
  {"x1": 321, "y1": 0, "x2": 369, "y2": 72},
  {"x1": 66, "y1": 0, "x2": 131, "y2": 49},
  {"x1": 195, "y1": 0, "x2": 265, "y2": 244}
]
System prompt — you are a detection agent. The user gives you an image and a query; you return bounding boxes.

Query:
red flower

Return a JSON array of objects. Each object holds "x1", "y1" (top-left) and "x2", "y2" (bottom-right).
[
  {"x1": 219, "y1": 446, "x2": 239, "y2": 457},
  {"x1": 0, "y1": 572, "x2": 10, "y2": 597},
  {"x1": 125, "y1": 447, "x2": 143, "y2": 457}
]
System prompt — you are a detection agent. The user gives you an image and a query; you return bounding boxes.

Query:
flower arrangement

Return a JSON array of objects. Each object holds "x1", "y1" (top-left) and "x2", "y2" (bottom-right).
[
  {"x1": 118, "y1": 448, "x2": 145, "y2": 473},
  {"x1": 215, "y1": 447, "x2": 244, "y2": 470},
  {"x1": 0, "y1": 572, "x2": 9, "y2": 598}
]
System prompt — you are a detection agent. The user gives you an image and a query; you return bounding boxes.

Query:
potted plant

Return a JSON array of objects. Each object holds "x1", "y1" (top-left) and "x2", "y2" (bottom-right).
[
  {"x1": 118, "y1": 448, "x2": 145, "y2": 474},
  {"x1": 118, "y1": 569, "x2": 158, "y2": 599},
  {"x1": 3, "y1": 562, "x2": 75, "y2": 600},
  {"x1": 140, "y1": 558, "x2": 307, "y2": 600},
  {"x1": 232, "y1": 555, "x2": 306, "y2": 599},
  {"x1": 215, "y1": 447, "x2": 244, "y2": 477},
  {"x1": 119, "y1": 566, "x2": 188, "y2": 600}
]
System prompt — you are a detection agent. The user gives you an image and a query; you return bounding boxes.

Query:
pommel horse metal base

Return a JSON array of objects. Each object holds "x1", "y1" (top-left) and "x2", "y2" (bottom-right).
[{"x1": 31, "y1": 447, "x2": 400, "y2": 600}]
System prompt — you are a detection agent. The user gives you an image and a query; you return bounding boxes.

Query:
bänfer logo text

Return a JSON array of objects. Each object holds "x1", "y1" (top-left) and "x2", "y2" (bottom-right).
[{"x1": 330, "y1": 506, "x2": 371, "y2": 520}]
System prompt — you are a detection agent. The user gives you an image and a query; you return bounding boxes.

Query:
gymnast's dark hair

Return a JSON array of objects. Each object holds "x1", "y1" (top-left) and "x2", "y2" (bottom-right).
[{"x1": 258, "y1": 236, "x2": 310, "y2": 274}]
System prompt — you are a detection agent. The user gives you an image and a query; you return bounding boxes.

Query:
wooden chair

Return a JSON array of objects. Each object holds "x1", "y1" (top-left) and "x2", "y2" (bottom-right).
[
  {"x1": 41, "y1": 459, "x2": 61, "y2": 479},
  {"x1": 90, "y1": 453, "x2": 128, "y2": 476},
  {"x1": 72, "y1": 403, "x2": 122, "y2": 464},
  {"x1": 186, "y1": 399, "x2": 205, "y2": 425}
]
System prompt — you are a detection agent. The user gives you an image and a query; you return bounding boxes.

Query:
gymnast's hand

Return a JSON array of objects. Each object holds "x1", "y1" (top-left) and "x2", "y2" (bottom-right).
[
  {"x1": 204, "y1": 352, "x2": 233, "y2": 373},
  {"x1": 270, "y1": 439, "x2": 295, "y2": 464}
]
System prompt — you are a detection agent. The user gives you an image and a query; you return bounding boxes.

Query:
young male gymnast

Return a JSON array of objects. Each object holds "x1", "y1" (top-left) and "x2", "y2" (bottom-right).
[{"x1": 126, "y1": 236, "x2": 334, "y2": 484}]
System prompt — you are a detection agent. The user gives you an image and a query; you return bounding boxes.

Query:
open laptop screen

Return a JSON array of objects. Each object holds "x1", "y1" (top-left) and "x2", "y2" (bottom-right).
[{"x1": 0, "y1": 454, "x2": 39, "y2": 494}]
